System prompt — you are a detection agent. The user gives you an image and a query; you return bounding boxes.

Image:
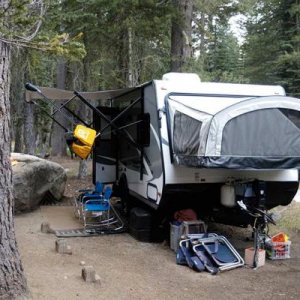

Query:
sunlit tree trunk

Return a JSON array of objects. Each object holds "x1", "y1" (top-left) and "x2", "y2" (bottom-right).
[
  {"x1": 76, "y1": 60, "x2": 88, "y2": 179},
  {"x1": 51, "y1": 58, "x2": 68, "y2": 156},
  {"x1": 0, "y1": 38, "x2": 29, "y2": 299},
  {"x1": 170, "y1": 0, "x2": 193, "y2": 72},
  {"x1": 11, "y1": 51, "x2": 26, "y2": 153},
  {"x1": 13, "y1": 114, "x2": 24, "y2": 153},
  {"x1": 24, "y1": 101, "x2": 36, "y2": 155}
]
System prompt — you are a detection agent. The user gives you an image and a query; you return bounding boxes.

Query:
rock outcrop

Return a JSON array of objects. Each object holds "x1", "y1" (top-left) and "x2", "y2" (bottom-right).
[{"x1": 11, "y1": 153, "x2": 67, "y2": 213}]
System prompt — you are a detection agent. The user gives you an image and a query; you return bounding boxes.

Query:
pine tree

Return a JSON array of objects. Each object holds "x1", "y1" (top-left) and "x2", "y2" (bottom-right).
[
  {"x1": 243, "y1": 0, "x2": 300, "y2": 95},
  {"x1": 0, "y1": 1, "x2": 36, "y2": 297}
]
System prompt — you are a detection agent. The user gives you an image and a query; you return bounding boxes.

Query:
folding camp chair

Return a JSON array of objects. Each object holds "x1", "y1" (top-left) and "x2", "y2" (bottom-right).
[
  {"x1": 176, "y1": 239, "x2": 205, "y2": 272},
  {"x1": 74, "y1": 181, "x2": 103, "y2": 219},
  {"x1": 79, "y1": 181, "x2": 104, "y2": 197},
  {"x1": 81, "y1": 186, "x2": 124, "y2": 232},
  {"x1": 193, "y1": 235, "x2": 244, "y2": 273},
  {"x1": 176, "y1": 233, "x2": 218, "y2": 272},
  {"x1": 81, "y1": 186, "x2": 111, "y2": 228},
  {"x1": 177, "y1": 233, "x2": 244, "y2": 274}
]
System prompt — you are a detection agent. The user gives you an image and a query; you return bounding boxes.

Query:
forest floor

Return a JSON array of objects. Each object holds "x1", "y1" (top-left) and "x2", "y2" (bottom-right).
[{"x1": 15, "y1": 157, "x2": 300, "y2": 300}]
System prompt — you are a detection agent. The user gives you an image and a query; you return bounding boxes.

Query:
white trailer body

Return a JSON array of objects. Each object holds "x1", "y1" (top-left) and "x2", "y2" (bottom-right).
[{"x1": 93, "y1": 73, "x2": 300, "y2": 225}]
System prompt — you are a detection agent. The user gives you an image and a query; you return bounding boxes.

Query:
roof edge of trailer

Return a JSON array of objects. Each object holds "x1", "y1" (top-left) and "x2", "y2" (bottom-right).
[{"x1": 25, "y1": 81, "x2": 152, "y2": 102}]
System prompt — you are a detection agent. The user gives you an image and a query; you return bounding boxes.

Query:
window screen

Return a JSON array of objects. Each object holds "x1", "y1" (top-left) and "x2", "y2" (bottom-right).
[
  {"x1": 279, "y1": 108, "x2": 300, "y2": 129},
  {"x1": 173, "y1": 111, "x2": 202, "y2": 155},
  {"x1": 221, "y1": 108, "x2": 300, "y2": 156}
]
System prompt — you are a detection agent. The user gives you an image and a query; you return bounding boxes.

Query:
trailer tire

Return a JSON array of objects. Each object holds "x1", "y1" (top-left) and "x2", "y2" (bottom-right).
[{"x1": 118, "y1": 174, "x2": 130, "y2": 213}]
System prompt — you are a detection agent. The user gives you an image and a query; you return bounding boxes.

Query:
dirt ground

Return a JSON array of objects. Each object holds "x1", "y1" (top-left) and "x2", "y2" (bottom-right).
[{"x1": 14, "y1": 158, "x2": 300, "y2": 300}]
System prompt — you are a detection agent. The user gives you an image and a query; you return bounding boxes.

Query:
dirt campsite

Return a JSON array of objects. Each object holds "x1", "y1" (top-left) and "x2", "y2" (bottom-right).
[{"x1": 14, "y1": 158, "x2": 300, "y2": 300}]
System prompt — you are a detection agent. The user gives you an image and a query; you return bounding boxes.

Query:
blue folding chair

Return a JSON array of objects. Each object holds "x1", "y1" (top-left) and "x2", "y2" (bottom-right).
[
  {"x1": 192, "y1": 235, "x2": 244, "y2": 273},
  {"x1": 74, "y1": 181, "x2": 103, "y2": 219},
  {"x1": 81, "y1": 186, "x2": 124, "y2": 231}
]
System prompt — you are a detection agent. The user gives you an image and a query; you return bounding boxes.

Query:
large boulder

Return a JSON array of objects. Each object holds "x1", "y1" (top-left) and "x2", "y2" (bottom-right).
[{"x1": 11, "y1": 153, "x2": 67, "y2": 214}]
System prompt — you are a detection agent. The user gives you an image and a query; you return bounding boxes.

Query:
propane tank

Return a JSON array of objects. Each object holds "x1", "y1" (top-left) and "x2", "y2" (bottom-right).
[{"x1": 221, "y1": 184, "x2": 236, "y2": 207}]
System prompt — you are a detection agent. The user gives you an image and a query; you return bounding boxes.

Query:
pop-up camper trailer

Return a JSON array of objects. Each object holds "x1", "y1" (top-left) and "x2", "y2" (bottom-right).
[
  {"x1": 92, "y1": 73, "x2": 300, "y2": 227},
  {"x1": 26, "y1": 73, "x2": 300, "y2": 231}
]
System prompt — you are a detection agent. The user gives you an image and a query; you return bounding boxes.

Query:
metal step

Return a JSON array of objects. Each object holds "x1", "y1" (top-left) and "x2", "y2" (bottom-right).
[{"x1": 55, "y1": 226, "x2": 127, "y2": 238}]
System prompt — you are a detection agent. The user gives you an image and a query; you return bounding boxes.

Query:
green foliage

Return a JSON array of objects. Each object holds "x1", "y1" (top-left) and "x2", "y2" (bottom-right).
[
  {"x1": 7, "y1": 0, "x2": 300, "y2": 158},
  {"x1": 32, "y1": 33, "x2": 86, "y2": 60},
  {"x1": 243, "y1": 0, "x2": 300, "y2": 95},
  {"x1": 49, "y1": 0, "x2": 173, "y2": 88},
  {"x1": 195, "y1": 0, "x2": 239, "y2": 23},
  {"x1": 7, "y1": 0, "x2": 300, "y2": 93},
  {"x1": 6, "y1": 0, "x2": 248, "y2": 92},
  {"x1": 193, "y1": 1, "x2": 245, "y2": 82},
  {"x1": 15, "y1": 0, "x2": 300, "y2": 155},
  {"x1": 0, "y1": 1, "x2": 86, "y2": 61},
  {"x1": 204, "y1": 24, "x2": 244, "y2": 82},
  {"x1": 0, "y1": 0, "x2": 35, "y2": 37}
]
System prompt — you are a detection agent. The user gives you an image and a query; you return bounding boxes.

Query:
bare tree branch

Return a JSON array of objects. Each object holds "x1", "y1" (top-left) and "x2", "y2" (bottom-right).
[{"x1": 17, "y1": 0, "x2": 46, "y2": 41}]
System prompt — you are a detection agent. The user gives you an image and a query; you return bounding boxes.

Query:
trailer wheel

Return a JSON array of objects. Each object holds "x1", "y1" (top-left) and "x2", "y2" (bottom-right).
[{"x1": 118, "y1": 174, "x2": 130, "y2": 214}]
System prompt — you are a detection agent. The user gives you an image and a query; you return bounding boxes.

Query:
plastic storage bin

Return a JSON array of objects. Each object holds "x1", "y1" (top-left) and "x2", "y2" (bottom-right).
[
  {"x1": 266, "y1": 241, "x2": 291, "y2": 260},
  {"x1": 129, "y1": 207, "x2": 152, "y2": 242}
]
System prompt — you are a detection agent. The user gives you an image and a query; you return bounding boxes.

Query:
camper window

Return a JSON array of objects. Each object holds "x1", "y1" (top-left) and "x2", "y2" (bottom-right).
[
  {"x1": 173, "y1": 111, "x2": 202, "y2": 155},
  {"x1": 221, "y1": 108, "x2": 300, "y2": 156}
]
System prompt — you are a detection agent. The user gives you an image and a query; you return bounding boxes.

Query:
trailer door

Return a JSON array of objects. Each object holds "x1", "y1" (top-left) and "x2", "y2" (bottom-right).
[{"x1": 93, "y1": 106, "x2": 118, "y2": 184}]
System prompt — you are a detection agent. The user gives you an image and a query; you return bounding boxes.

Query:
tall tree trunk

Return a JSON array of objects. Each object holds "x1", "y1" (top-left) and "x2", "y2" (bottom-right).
[
  {"x1": 39, "y1": 118, "x2": 52, "y2": 158},
  {"x1": 127, "y1": 26, "x2": 134, "y2": 87},
  {"x1": 78, "y1": 159, "x2": 88, "y2": 179},
  {"x1": 72, "y1": 61, "x2": 88, "y2": 179},
  {"x1": 127, "y1": 26, "x2": 140, "y2": 87},
  {"x1": 51, "y1": 58, "x2": 68, "y2": 157},
  {"x1": 13, "y1": 116, "x2": 24, "y2": 153},
  {"x1": 11, "y1": 50, "x2": 27, "y2": 153},
  {"x1": 115, "y1": 25, "x2": 128, "y2": 88},
  {"x1": 24, "y1": 101, "x2": 36, "y2": 155},
  {"x1": 199, "y1": 12, "x2": 206, "y2": 56},
  {"x1": 170, "y1": 0, "x2": 193, "y2": 72},
  {"x1": 77, "y1": 99, "x2": 88, "y2": 180},
  {"x1": 0, "y1": 40, "x2": 29, "y2": 299}
]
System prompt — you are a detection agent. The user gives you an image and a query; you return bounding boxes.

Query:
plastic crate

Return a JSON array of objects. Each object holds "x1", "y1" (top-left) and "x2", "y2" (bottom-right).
[
  {"x1": 181, "y1": 220, "x2": 207, "y2": 236},
  {"x1": 266, "y1": 241, "x2": 291, "y2": 260}
]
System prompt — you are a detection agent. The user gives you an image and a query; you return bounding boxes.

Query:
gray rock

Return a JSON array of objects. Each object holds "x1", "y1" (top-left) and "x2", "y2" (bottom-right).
[
  {"x1": 82, "y1": 266, "x2": 99, "y2": 283},
  {"x1": 81, "y1": 266, "x2": 101, "y2": 284},
  {"x1": 11, "y1": 153, "x2": 67, "y2": 213},
  {"x1": 41, "y1": 222, "x2": 55, "y2": 234},
  {"x1": 55, "y1": 239, "x2": 72, "y2": 255}
]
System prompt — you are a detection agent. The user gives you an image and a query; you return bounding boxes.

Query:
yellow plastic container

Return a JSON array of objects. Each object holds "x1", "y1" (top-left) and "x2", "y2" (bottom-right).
[
  {"x1": 73, "y1": 124, "x2": 96, "y2": 147},
  {"x1": 71, "y1": 143, "x2": 92, "y2": 159},
  {"x1": 70, "y1": 125, "x2": 97, "y2": 159}
]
